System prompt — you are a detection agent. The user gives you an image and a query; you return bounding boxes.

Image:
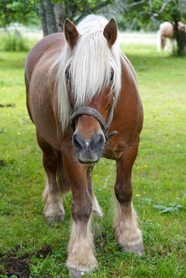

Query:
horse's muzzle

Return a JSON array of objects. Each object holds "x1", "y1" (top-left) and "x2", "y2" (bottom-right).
[{"x1": 72, "y1": 131, "x2": 105, "y2": 163}]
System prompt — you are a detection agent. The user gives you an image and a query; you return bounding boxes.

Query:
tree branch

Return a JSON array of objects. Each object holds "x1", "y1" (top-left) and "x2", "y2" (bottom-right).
[
  {"x1": 140, "y1": 0, "x2": 173, "y2": 21},
  {"x1": 158, "y1": 0, "x2": 173, "y2": 14},
  {"x1": 75, "y1": 1, "x2": 114, "y2": 23},
  {"x1": 126, "y1": 0, "x2": 145, "y2": 8}
]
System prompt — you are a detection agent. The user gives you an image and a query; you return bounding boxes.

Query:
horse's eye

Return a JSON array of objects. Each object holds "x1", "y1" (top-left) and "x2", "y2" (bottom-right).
[
  {"x1": 110, "y1": 71, "x2": 114, "y2": 81},
  {"x1": 65, "y1": 70, "x2": 70, "y2": 81}
]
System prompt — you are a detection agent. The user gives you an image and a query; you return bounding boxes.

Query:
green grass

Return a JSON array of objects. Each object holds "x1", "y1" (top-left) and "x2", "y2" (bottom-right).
[{"x1": 0, "y1": 42, "x2": 186, "y2": 277}]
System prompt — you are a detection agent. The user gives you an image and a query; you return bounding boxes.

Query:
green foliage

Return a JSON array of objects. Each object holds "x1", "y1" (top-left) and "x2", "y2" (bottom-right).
[
  {"x1": 0, "y1": 0, "x2": 39, "y2": 27},
  {"x1": 0, "y1": 33, "x2": 30, "y2": 52},
  {"x1": 56, "y1": 0, "x2": 114, "y2": 24},
  {"x1": 0, "y1": 0, "x2": 114, "y2": 28}
]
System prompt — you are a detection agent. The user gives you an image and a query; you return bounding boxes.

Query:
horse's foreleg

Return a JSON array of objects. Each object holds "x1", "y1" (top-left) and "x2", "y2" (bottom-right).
[
  {"x1": 63, "y1": 153, "x2": 98, "y2": 275},
  {"x1": 36, "y1": 131, "x2": 64, "y2": 223},
  {"x1": 113, "y1": 136, "x2": 144, "y2": 255}
]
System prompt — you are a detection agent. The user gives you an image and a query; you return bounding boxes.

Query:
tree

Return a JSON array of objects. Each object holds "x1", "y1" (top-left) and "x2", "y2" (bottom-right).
[
  {"x1": 0, "y1": 0, "x2": 114, "y2": 33},
  {"x1": 53, "y1": 0, "x2": 114, "y2": 32},
  {"x1": 0, "y1": 0, "x2": 39, "y2": 27},
  {"x1": 40, "y1": 0, "x2": 57, "y2": 36}
]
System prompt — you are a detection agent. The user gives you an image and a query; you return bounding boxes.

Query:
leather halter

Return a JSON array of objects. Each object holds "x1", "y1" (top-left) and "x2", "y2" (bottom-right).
[{"x1": 69, "y1": 95, "x2": 117, "y2": 142}]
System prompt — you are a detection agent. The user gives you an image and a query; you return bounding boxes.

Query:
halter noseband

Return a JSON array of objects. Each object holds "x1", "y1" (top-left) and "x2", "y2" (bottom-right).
[{"x1": 69, "y1": 95, "x2": 117, "y2": 142}]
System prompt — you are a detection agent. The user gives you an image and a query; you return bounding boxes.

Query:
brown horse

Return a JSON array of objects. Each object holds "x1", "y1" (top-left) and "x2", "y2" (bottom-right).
[{"x1": 25, "y1": 15, "x2": 144, "y2": 277}]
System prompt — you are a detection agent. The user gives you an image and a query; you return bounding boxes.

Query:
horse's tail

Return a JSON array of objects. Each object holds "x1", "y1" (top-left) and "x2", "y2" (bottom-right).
[
  {"x1": 157, "y1": 29, "x2": 165, "y2": 51},
  {"x1": 160, "y1": 35, "x2": 166, "y2": 50},
  {"x1": 57, "y1": 151, "x2": 71, "y2": 195}
]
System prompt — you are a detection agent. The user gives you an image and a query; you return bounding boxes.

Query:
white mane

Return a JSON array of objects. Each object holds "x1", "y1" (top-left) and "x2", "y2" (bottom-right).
[{"x1": 54, "y1": 15, "x2": 122, "y2": 133}]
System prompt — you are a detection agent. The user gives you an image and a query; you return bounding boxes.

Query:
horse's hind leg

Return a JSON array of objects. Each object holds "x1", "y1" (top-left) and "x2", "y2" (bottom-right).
[
  {"x1": 113, "y1": 136, "x2": 144, "y2": 255},
  {"x1": 36, "y1": 130, "x2": 65, "y2": 223}
]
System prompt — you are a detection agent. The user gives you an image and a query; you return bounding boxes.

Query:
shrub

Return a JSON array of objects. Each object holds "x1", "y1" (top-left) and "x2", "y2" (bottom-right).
[{"x1": 0, "y1": 33, "x2": 30, "y2": 52}]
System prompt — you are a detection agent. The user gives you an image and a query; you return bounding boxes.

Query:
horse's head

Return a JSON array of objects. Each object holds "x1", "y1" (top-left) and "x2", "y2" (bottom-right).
[{"x1": 63, "y1": 16, "x2": 121, "y2": 163}]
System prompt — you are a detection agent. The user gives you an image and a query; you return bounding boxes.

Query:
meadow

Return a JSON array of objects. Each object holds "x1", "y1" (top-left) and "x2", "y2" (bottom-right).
[{"x1": 0, "y1": 35, "x2": 186, "y2": 277}]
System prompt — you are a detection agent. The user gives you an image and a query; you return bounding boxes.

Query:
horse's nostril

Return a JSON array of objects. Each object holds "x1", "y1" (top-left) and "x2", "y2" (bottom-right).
[
  {"x1": 92, "y1": 134, "x2": 105, "y2": 152},
  {"x1": 72, "y1": 134, "x2": 82, "y2": 152},
  {"x1": 100, "y1": 134, "x2": 105, "y2": 145}
]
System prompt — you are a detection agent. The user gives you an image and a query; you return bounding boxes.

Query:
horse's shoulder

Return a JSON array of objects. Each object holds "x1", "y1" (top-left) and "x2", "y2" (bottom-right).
[{"x1": 25, "y1": 33, "x2": 65, "y2": 80}]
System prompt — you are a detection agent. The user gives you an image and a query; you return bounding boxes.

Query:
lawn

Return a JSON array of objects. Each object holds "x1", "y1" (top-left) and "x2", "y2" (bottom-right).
[{"x1": 0, "y1": 37, "x2": 186, "y2": 278}]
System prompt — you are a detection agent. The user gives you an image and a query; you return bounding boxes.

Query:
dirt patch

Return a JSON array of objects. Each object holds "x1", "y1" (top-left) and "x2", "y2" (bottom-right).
[{"x1": 0, "y1": 246, "x2": 52, "y2": 277}]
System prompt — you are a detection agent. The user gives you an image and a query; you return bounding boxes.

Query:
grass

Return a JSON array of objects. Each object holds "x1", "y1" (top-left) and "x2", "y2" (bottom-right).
[{"x1": 0, "y1": 39, "x2": 186, "y2": 277}]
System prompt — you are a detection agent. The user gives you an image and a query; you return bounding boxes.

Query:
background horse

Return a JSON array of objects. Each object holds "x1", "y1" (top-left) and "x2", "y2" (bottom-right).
[
  {"x1": 25, "y1": 15, "x2": 144, "y2": 277},
  {"x1": 157, "y1": 21, "x2": 185, "y2": 52}
]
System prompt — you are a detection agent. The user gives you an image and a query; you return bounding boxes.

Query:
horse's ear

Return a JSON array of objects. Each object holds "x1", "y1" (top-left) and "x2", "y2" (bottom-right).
[
  {"x1": 64, "y1": 18, "x2": 79, "y2": 48},
  {"x1": 103, "y1": 18, "x2": 118, "y2": 47}
]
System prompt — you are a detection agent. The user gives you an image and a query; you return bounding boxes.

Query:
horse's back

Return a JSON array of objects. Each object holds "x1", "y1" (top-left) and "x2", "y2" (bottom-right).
[{"x1": 25, "y1": 33, "x2": 65, "y2": 82}]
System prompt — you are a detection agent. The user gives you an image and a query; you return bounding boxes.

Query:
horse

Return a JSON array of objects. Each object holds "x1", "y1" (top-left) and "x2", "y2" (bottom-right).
[
  {"x1": 25, "y1": 14, "x2": 144, "y2": 277},
  {"x1": 157, "y1": 21, "x2": 186, "y2": 52}
]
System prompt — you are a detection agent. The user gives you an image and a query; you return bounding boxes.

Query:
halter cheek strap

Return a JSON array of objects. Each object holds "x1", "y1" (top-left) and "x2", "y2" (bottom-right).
[{"x1": 69, "y1": 95, "x2": 117, "y2": 142}]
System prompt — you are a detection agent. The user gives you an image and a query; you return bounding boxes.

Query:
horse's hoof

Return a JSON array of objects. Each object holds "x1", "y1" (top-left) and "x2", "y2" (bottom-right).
[
  {"x1": 70, "y1": 268, "x2": 85, "y2": 278},
  {"x1": 47, "y1": 214, "x2": 64, "y2": 225},
  {"x1": 123, "y1": 242, "x2": 145, "y2": 256},
  {"x1": 56, "y1": 214, "x2": 65, "y2": 222}
]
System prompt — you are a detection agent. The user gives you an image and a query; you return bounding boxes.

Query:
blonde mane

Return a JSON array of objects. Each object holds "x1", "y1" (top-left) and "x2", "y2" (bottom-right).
[{"x1": 53, "y1": 15, "x2": 122, "y2": 133}]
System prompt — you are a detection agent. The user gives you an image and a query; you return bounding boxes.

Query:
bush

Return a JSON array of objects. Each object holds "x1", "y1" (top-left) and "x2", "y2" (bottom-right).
[{"x1": 0, "y1": 33, "x2": 30, "y2": 52}]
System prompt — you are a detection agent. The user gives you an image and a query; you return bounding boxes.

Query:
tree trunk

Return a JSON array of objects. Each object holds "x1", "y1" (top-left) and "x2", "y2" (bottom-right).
[
  {"x1": 54, "y1": 3, "x2": 66, "y2": 32},
  {"x1": 40, "y1": 0, "x2": 58, "y2": 36},
  {"x1": 174, "y1": 22, "x2": 186, "y2": 56}
]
